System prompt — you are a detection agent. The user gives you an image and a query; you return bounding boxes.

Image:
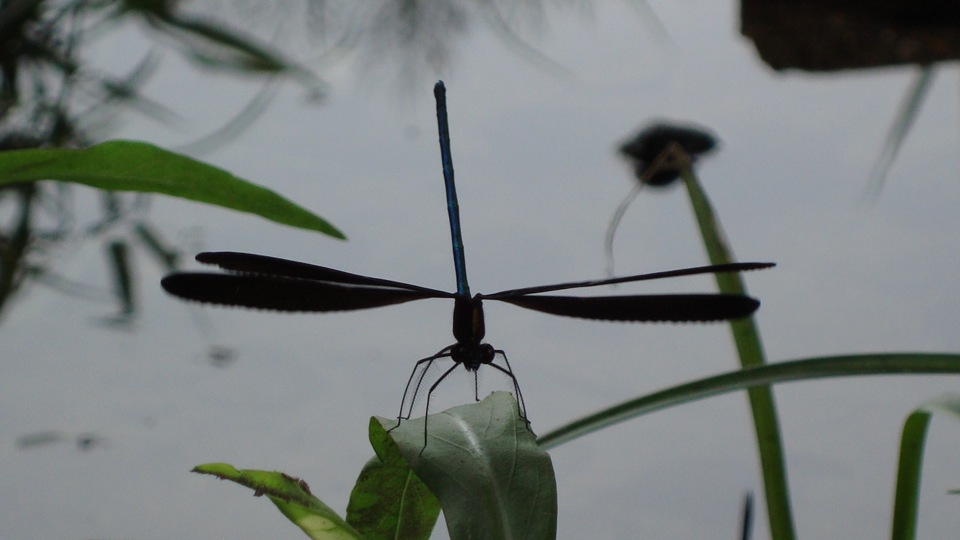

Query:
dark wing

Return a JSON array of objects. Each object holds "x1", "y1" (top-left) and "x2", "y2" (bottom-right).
[
  {"x1": 492, "y1": 294, "x2": 760, "y2": 322},
  {"x1": 486, "y1": 262, "x2": 773, "y2": 297},
  {"x1": 161, "y1": 273, "x2": 442, "y2": 312},
  {"x1": 195, "y1": 251, "x2": 449, "y2": 295}
]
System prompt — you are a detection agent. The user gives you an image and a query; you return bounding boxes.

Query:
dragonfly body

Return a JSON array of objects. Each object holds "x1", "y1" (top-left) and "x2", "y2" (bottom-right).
[{"x1": 160, "y1": 81, "x2": 772, "y2": 430}]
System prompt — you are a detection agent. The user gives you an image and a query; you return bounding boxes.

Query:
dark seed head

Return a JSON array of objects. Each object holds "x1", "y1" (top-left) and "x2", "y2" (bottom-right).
[{"x1": 618, "y1": 122, "x2": 718, "y2": 187}]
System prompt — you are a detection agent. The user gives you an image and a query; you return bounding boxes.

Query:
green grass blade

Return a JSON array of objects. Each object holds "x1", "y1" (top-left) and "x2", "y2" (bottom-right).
[
  {"x1": 538, "y1": 353, "x2": 960, "y2": 448},
  {"x1": 891, "y1": 411, "x2": 931, "y2": 540},
  {"x1": 680, "y1": 165, "x2": 795, "y2": 539},
  {"x1": 0, "y1": 141, "x2": 345, "y2": 238},
  {"x1": 891, "y1": 394, "x2": 960, "y2": 540},
  {"x1": 193, "y1": 463, "x2": 363, "y2": 539}
]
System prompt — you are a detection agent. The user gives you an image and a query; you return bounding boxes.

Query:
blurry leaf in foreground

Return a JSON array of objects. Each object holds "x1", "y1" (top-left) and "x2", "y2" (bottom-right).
[
  {"x1": 377, "y1": 392, "x2": 557, "y2": 540},
  {"x1": 0, "y1": 141, "x2": 344, "y2": 238}
]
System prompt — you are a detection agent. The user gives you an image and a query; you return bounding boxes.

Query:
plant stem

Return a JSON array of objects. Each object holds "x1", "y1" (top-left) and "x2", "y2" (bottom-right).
[{"x1": 681, "y1": 164, "x2": 796, "y2": 540}]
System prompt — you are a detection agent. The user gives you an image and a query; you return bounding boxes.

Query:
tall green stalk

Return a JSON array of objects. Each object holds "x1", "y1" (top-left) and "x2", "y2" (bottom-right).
[{"x1": 680, "y1": 165, "x2": 796, "y2": 540}]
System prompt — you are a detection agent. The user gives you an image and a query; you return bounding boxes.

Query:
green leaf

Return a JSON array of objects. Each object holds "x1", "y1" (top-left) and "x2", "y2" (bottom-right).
[
  {"x1": 344, "y1": 419, "x2": 441, "y2": 540},
  {"x1": 891, "y1": 394, "x2": 960, "y2": 540},
  {"x1": 538, "y1": 353, "x2": 960, "y2": 449},
  {"x1": 193, "y1": 463, "x2": 363, "y2": 540},
  {"x1": 377, "y1": 392, "x2": 557, "y2": 540},
  {"x1": 0, "y1": 141, "x2": 344, "y2": 238}
]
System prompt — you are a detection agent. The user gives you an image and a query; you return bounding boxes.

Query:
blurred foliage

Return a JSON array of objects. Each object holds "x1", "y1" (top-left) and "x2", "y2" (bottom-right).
[
  {"x1": 0, "y1": 0, "x2": 328, "y2": 325},
  {"x1": 0, "y1": 0, "x2": 581, "y2": 326}
]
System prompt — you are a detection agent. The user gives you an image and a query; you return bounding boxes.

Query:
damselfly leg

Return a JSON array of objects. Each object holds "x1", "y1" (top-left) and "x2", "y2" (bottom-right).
[{"x1": 390, "y1": 345, "x2": 529, "y2": 449}]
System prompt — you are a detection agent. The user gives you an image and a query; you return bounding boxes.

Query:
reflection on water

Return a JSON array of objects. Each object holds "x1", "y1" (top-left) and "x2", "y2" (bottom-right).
[
  {"x1": 17, "y1": 430, "x2": 107, "y2": 452},
  {"x1": 3, "y1": 2, "x2": 960, "y2": 538},
  {"x1": 741, "y1": 0, "x2": 960, "y2": 197},
  {"x1": 297, "y1": 0, "x2": 581, "y2": 89},
  {"x1": 741, "y1": 0, "x2": 960, "y2": 71},
  {"x1": 336, "y1": 1, "x2": 469, "y2": 87},
  {"x1": 0, "y1": 1, "x2": 319, "y2": 328},
  {"x1": 0, "y1": 0, "x2": 578, "y2": 326}
]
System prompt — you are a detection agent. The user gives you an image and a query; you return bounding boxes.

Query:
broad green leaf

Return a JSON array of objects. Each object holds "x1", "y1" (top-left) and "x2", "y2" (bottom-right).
[
  {"x1": 538, "y1": 353, "x2": 960, "y2": 449},
  {"x1": 891, "y1": 394, "x2": 960, "y2": 540},
  {"x1": 344, "y1": 419, "x2": 440, "y2": 540},
  {"x1": 0, "y1": 141, "x2": 344, "y2": 238},
  {"x1": 193, "y1": 463, "x2": 362, "y2": 540},
  {"x1": 377, "y1": 392, "x2": 557, "y2": 540}
]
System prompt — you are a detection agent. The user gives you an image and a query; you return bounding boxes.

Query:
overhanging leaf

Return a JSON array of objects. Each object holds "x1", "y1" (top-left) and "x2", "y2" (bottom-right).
[
  {"x1": 0, "y1": 141, "x2": 344, "y2": 238},
  {"x1": 377, "y1": 392, "x2": 557, "y2": 540},
  {"x1": 193, "y1": 463, "x2": 362, "y2": 540}
]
